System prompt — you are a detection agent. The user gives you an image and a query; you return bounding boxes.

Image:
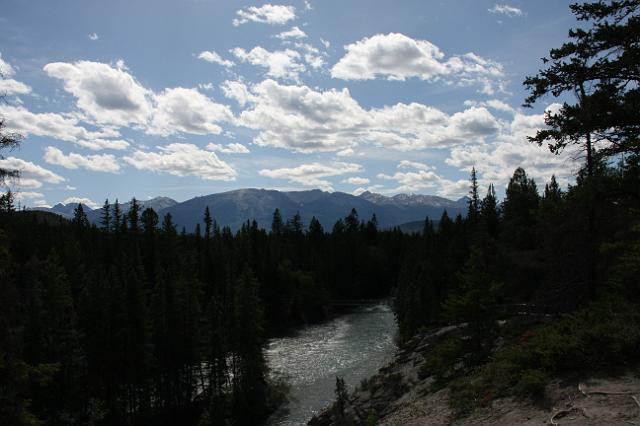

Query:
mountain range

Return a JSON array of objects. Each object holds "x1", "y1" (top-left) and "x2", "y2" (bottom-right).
[{"x1": 33, "y1": 189, "x2": 468, "y2": 232}]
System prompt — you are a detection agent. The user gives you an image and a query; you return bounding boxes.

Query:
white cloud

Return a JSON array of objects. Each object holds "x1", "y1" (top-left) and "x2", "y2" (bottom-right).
[
  {"x1": 43, "y1": 60, "x2": 154, "y2": 126},
  {"x1": 220, "y1": 80, "x2": 256, "y2": 107},
  {"x1": 342, "y1": 176, "x2": 370, "y2": 185},
  {"x1": 13, "y1": 191, "x2": 48, "y2": 208},
  {"x1": 331, "y1": 33, "x2": 505, "y2": 93},
  {"x1": 0, "y1": 54, "x2": 15, "y2": 77},
  {"x1": 489, "y1": 4, "x2": 523, "y2": 17},
  {"x1": 237, "y1": 79, "x2": 501, "y2": 153},
  {"x1": 295, "y1": 42, "x2": 326, "y2": 69},
  {"x1": 206, "y1": 142, "x2": 250, "y2": 154},
  {"x1": 13, "y1": 191, "x2": 44, "y2": 200},
  {"x1": 276, "y1": 26, "x2": 307, "y2": 40},
  {"x1": 336, "y1": 148, "x2": 355, "y2": 157},
  {"x1": 320, "y1": 38, "x2": 330, "y2": 49},
  {"x1": 198, "y1": 50, "x2": 235, "y2": 67},
  {"x1": 123, "y1": 143, "x2": 237, "y2": 181},
  {"x1": 62, "y1": 196, "x2": 100, "y2": 209},
  {"x1": 65, "y1": 185, "x2": 76, "y2": 190},
  {"x1": 88, "y1": 32, "x2": 99, "y2": 41},
  {"x1": 0, "y1": 78, "x2": 31, "y2": 95},
  {"x1": 232, "y1": 46, "x2": 305, "y2": 81},
  {"x1": 0, "y1": 55, "x2": 31, "y2": 95},
  {"x1": 199, "y1": 82, "x2": 215, "y2": 91},
  {"x1": 44, "y1": 146, "x2": 120, "y2": 173},
  {"x1": 0, "y1": 104, "x2": 125, "y2": 150},
  {"x1": 233, "y1": 4, "x2": 296, "y2": 26},
  {"x1": 148, "y1": 87, "x2": 233, "y2": 136},
  {"x1": 259, "y1": 162, "x2": 363, "y2": 191},
  {"x1": 379, "y1": 168, "x2": 468, "y2": 198},
  {"x1": 0, "y1": 157, "x2": 65, "y2": 189},
  {"x1": 445, "y1": 109, "x2": 579, "y2": 189},
  {"x1": 398, "y1": 160, "x2": 433, "y2": 171}
]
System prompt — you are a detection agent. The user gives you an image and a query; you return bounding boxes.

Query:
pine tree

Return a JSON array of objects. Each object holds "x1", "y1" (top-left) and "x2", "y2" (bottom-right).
[
  {"x1": 141, "y1": 207, "x2": 158, "y2": 234},
  {"x1": 468, "y1": 167, "x2": 480, "y2": 222},
  {"x1": 523, "y1": 0, "x2": 640, "y2": 172},
  {"x1": 72, "y1": 203, "x2": 89, "y2": 228},
  {"x1": 204, "y1": 206, "x2": 213, "y2": 240},
  {"x1": 112, "y1": 199, "x2": 122, "y2": 233},
  {"x1": 229, "y1": 266, "x2": 268, "y2": 424},
  {"x1": 271, "y1": 208, "x2": 283, "y2": 235},
  {"x1": 128, "y1": 198, "x2": 140, "y2": 232},
  {"x1": 100, "y1": 199, "x2": 111, "y2": 231},
  {"x1": 480, "y1": 184, "x2": 500, "y2": 239}
]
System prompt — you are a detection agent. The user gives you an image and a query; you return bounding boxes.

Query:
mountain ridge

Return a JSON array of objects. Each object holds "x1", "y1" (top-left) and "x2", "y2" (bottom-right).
[{"x1": 32, "y1": 189, "x2": 468, "y2": 231}]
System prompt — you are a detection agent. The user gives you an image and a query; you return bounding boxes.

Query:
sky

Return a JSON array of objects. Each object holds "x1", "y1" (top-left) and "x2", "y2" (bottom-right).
[{"x1": 0, "y1": 0, "x2": 582, "y2": 209}]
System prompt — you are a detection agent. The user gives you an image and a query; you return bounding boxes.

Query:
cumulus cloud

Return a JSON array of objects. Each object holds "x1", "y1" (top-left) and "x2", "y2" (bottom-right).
[
  {"x1": 233, "y1": 4, "x2": 296, "y2": 26},
  {"x1": 331, "y1": 33, "x2": 505, "y2": 93},
  {"x1": 232, "y1": 47, "x2": 305, "y2": 81},
  {"x1": 445, "y1": 109, "x2": 580, "y2": 189},
  {"x1": 13, "y1": 191, "x2": 48, "y2": 207},
  {"x1": 206, "y1": 142, "x2": 250, "y2": 154},
  {"x1": 44, "y1": 146, "x2": 120, "y2": 173},
  {"x1": 378, "y1": 168, "x2": 468, "y2": 198},
  {"x1": 489, "y1": 4, "x2": 523, "y2": 17},
  {"x1": 276, "y1": 26, "x2": 307, "y2": 39},
  {"x1": 342, "y1": 176, "x2": 370, "y2": 185},
  {"x1": 220, "y1": 80, "x2": 257, "y2": 107},
  {"x1": 0, "y1": 104, "x2": 126, "y2": 150},
  {"x1": 294, "y1": 42, "x2": 326, "y2": 69},
  {"x1": 123, "y1": 143, "x2": 237, "y2": 181},
  {"x1": 0, "y1": 55, "x2": 31, "y2": 95},
  {"x1": 0, "y1": 54, "x2": 15, "y2": 77},
  {"x1": 63, "y1": 196, "x2": 100, "y2": 209},
  {"x1": 198, "y1": 50, "x2": 235, "y2": 67},
  {"x1": 259, "y1": 162, "x2": 363, "y2": 191},
  {"x1": 42, "y1": 60, "x2": 237, "y2": 137},
  {"x1": 237, "y1": 79, "x2": 501, "y2": 153},
  {"x1": 88, "y1": 32, "x2": 99, "y2": 41},
  {"x1": 0, "y1": 78, "x2": 31, "y2": 95},
  {"x1": 148, "y1": 87, "x2": 233, "y2": 136},
  {"x1": 44, "y1": 60, "x2": 153, "y2": 126},
  {"x1": 0, "y1": 157, "x2": 65, "y2": 188}
]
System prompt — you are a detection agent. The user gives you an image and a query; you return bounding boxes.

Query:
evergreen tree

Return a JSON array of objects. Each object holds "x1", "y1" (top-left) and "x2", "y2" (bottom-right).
[
  {"x1": 141, "y1": 207, "x2": 159, "y2": 234},
  {"x1": 128, "y1": 197, "x2": 140, "y2": 232},
  {"x1": 72, "y1": 203, "x2": 89, "y2": 229},
  {"x1": 100, "y1": 199, "x2": 111, "y2": 230},
  {"x1": 230, "y1": 266, "x2": 268, "y2": 424},
  {"x1": 112, "y1": 199, "x2": 122, "y2": 233},
  {"x1": 271, "y1": 208, "x2": 283, "y2": 235},
  {"x1": 468, "y1": 167, "x2": 480, "y2": 222},
  {"x1": 524, "y1": 0, "x2": 640, "y2": 172},
  {"x1": 204, "y1": 206, "x2": 213, "y2": 240}
]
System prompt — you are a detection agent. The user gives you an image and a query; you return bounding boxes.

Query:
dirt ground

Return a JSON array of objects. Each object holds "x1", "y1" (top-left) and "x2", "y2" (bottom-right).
[{"x1": 379, "y1": 374, "x2": 640, "y2": 426}]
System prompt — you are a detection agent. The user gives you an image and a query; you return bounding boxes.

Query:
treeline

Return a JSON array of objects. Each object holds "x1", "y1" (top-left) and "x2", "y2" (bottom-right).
[
  {"x1": 0, "y1": 197, "x2": 405, "y2": 425},
  {"x1": 394, "y1": 158, "x2": 640, "y2": 362}
]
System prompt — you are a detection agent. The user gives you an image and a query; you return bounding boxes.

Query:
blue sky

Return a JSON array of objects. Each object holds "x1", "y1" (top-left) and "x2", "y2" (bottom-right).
[{"x1": 0, "y1": 0, "x2": 581, "y2": 208}]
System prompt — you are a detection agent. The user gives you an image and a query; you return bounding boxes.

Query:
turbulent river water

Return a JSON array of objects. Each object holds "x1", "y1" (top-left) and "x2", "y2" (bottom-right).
[{"x1": 265, "y1": 303, "x2": 398, "y2": 426}]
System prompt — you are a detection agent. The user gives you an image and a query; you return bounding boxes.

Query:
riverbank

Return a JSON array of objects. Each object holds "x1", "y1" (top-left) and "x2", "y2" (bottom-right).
[
  {"x1": 266, "y1": 303, "x2": 397, "y2": 425},
  {"x1": 309, "y1": 312, "x2": 640, "y2": 425}
]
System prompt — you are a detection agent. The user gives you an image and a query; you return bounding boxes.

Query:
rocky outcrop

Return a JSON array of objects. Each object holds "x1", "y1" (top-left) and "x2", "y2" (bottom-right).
[
  {"x1": 309, "y1": 326, "x2": 640, "y2": 425},
  {"x1": 308, "y1": 325, "x2": 462, "y2": 425}
]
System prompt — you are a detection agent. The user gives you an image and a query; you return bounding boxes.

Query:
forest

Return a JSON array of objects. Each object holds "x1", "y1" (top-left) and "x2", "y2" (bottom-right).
[{"x1": 1, "y1": 0, "x2": 639, "y2": 425}]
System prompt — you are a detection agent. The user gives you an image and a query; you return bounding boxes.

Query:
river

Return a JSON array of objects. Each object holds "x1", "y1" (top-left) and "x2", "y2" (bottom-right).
[{"x1": 265, "y1": 303, "x2": 397, "y2": 426}]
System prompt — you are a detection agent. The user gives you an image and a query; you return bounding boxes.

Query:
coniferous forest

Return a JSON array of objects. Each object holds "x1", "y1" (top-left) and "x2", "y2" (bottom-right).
[{"x1": 1, "y1": 0, "x2": 639, "y2": 425}]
